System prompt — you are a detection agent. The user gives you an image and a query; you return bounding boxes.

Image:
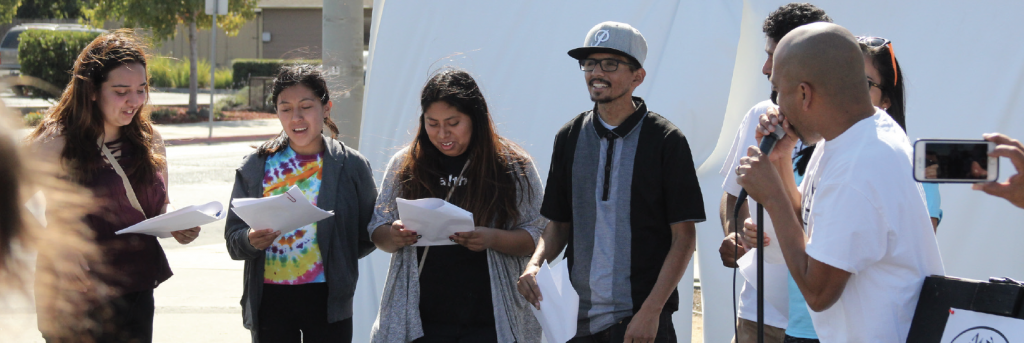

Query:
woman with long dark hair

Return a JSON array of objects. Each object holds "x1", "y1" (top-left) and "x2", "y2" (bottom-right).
[
  {"x1": 27, "y1": 29, "x2": 201, "y2": 342},
  {"x1": 859, "y1": 36, "x2": 942, "y2": 231},
  {"x1": 224, "y1": 65, "x2": 377, "y2": 342},
  {"x1": 369, "y1": 69, "x2": 544, "y2": 342}
]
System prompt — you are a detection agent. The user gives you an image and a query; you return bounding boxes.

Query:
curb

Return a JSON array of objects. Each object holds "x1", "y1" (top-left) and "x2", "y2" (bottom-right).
[{"x1": 164, "y1": 133, "x2": 278, "y2": 146}]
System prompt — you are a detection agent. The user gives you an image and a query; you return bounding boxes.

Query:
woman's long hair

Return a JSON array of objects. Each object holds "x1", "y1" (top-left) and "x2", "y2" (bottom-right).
[
  {"x1": 257, "y1": 64, "x2": 340, "y2": 157},
  {"x1": 27, "y1": 29, "x2": 163, "y2": 185},
  {"x1": 397, "y1": 69, "x2": 532, "y2": 229},
  {"x1": 862, "y1": 42, "x2": 907, "y2": 131}
]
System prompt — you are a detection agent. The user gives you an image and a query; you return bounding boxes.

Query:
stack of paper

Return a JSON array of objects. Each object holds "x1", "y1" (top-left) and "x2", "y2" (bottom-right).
[
  {"x1": 737, "y1": 249, "x2": 790, "y2": 316},
  {"x1": 531, "y1": 260, "x2": 579, "y2": 343},
  {"x1": 396, "y1": 198, "x2": 474, "y2": 246},
  {"x1": 116, "y1": 201, "x2": 226, "y2": 238},
  {"x1": 230, "y1": 185, "x2": 334, "y2": 234}
]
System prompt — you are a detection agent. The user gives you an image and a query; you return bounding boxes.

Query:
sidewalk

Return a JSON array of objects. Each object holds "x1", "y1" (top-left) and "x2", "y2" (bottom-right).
[
  {"x1": 0, "y1": 243, "x2": 252, "y2": 343},
  {"x1": 156, "y1": 119, "x2": 281, "y2": 146},
  {"x1": 2, "y1": 91, "x2": 232, "y2": 112}
]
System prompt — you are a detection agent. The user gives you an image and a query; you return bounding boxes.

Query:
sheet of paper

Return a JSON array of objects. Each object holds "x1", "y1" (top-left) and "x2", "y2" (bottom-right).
[
  {"x1": 230, "y1": 186, "x2": 334, "y2": 235},
  {"x1": 396, "y1": 198, "x2": 474, "y2": 246},
  {"x1": 737, "y1": 248, "x2": 790, "y2": 316},
  {"x1": 116, "y1": 201, "x2": 226, "y2": 238},
  {"x1": 531, "y1": 260, "x2": 579, "y2": 343},
  {"x1": 941, "y1": 308, "x2": 1024, "y2": 343}
]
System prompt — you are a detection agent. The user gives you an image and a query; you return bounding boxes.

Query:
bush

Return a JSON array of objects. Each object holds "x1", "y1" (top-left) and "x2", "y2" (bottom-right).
[
  {"x1": 147, "y1": 57, "x2": 191, "y2": 89},
  {"x1": 19, "y1": 30, "x2": 103, "y2": 94},
  {"x1": 231, "y1": 59, "x2": 321, "y2": 89},
  {"x1": 148, "y1": 57, "x2": 233, "y2": 89},
  {"x1": 215, "y1": 67, "x2": 232, "y2": 89},
  {"x1": 23, "y1": 111, "x2": 46, "y2": 127}
]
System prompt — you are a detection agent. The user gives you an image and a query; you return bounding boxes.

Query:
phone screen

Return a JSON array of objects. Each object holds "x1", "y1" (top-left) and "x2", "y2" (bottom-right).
[{"x1": 922, "y1": 142, "x2": 991, "y2": 180}]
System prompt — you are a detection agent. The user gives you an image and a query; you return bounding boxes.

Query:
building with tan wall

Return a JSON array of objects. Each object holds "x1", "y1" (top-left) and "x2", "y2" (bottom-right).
[{"x1": 154, "y1": 0, "x2": 372, "y2": 68}]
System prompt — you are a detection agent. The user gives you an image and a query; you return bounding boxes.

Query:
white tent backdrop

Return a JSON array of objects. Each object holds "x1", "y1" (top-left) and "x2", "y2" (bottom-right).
[{"x1": 353, "y1": 1, "x2": 1024, "y2": 342}]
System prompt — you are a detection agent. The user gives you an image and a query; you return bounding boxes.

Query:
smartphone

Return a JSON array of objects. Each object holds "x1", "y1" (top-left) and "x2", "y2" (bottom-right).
[{"x1": 913, "y1": 139, "x2": 998, "y2": 183}]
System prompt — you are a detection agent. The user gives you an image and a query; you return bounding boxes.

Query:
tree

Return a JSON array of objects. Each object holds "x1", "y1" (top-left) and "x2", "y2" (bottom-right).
[
  {"x1": 0, "y1": 0, "x2": 20, "y2": 23},
  {"x1": 83, "y1": 0, "x2": 257, "y2": 114},
  {"x1": 15, "y1": 0, "x2": 83, "y2": 19}
]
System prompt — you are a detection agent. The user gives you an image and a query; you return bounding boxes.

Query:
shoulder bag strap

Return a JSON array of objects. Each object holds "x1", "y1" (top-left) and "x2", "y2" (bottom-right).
[
  {"x1": 98, "y1": 137, "x2": 147, "y2": 217},
  {"x1": 418, "y1": 159, "x2": 470, "y2": 276}
]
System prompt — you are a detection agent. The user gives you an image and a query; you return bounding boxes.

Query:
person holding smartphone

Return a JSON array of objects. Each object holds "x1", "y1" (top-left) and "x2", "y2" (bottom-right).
[
  {"x1": 27, "y1": 30, "x2": 201, "y2": 342},
  {"x1": 224, "y1": 65, "x2": 377, "y2": 342},
  {"x1": 974, "y1": 133, "x2": 1024, "y2": 208},
  {"x1": 368, "y1": 69, "x2": 545, "y2": 343}
]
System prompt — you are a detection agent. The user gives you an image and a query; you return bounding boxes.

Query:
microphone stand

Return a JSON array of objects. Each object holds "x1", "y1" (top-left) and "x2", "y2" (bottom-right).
[{"x1": 757, "y1": 203, "x2": 765, "y2": 343}]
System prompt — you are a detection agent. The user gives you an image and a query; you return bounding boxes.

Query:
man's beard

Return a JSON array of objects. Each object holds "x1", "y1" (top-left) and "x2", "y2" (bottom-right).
[{"x1": 592, "y1": 85, "x2": 631, "y2": 104}]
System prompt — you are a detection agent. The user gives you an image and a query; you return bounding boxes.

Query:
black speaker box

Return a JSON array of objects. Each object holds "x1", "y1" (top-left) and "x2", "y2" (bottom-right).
[{"x1": 907, "y1": 275, "x2": 1024, "y2": 342}]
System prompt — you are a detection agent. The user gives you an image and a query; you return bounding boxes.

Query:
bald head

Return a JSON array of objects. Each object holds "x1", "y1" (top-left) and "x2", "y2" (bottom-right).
[
  {"x1": 775, "y1": 23, "x2": 872, "y2": 107},
  {"x1": 771, "y1": 22, "x2": 876, "y2": 141}
]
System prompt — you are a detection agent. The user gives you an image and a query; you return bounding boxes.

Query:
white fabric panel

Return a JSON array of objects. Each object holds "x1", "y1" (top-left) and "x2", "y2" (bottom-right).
[
  {"x1": 357, "y1": 0, "x2": 1024, "y2": 341},
  {"x1": 358, "y1": 1, "x2": 743, "y2": 341}
]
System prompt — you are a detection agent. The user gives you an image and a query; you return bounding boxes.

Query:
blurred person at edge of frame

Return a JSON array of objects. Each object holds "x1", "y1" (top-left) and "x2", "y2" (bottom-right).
[{"x1": 0, "y1": 102, "x2": 103, "y2": 340}]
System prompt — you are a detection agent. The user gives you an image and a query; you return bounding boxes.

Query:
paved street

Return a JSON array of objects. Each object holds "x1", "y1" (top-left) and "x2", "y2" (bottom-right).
[{"x1": 0, "y1": 141, "x2": 259, "y2": 343}]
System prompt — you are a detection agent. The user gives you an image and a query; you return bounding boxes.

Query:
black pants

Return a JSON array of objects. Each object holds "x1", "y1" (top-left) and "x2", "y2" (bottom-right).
[
  {"x1": 44, "y1": 289, "x2": 155, "y2": 343},
  {"x1": 783, "y1": 335, "x2": 820, "y2": 343},
  {"x1": 258, "y1": 283, "x2": 352, "y2": 343},
  {"x1": 411, "y1": 323, "x2": 498, "y2": 343},
  {"x1": 568, "y1": 311, "x2": 676, "y2": 343}
]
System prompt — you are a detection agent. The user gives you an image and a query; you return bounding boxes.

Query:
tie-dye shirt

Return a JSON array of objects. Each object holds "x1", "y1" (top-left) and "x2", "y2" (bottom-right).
[{"x1": 262, "y1": 146, "x2": 325, "y2": 285}]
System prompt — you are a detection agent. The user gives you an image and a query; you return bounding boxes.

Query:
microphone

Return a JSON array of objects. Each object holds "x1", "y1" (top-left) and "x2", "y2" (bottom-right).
[{"x1": 735, "y1": 124, "x2": 786, "y2": 208}]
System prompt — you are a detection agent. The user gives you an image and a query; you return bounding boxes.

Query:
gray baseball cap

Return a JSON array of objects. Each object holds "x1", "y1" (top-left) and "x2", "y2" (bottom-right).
[{"x1": 568, "y1": 21, "x2": 648, "y2": 67}]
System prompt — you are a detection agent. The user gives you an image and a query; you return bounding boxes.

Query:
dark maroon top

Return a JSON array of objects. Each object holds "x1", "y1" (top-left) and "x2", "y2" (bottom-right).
[{"x1": 83, "y1": 138, "x2": 172, "y2": 294}]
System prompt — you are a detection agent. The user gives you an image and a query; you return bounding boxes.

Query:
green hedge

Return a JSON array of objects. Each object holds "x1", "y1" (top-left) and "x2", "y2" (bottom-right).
[
  {"x1": 19, "y1": 30, "x2": 103, "y2": 92},
  {"x1": 231, "y1": 59, "x2": 321, "y2": 89},
  {"x1": 148, "y1": 57, "x2": 233, "y2": 89}
]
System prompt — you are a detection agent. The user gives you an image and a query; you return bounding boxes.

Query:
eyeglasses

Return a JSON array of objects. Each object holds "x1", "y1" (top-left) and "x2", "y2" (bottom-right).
[
  {"x1": 579, "y1": 58, "x2": 635, "y2": 72},
  {"x1": 867, "y1": 79, "x2": 881, "y2": 90},
  {"x1": 857, "y1": 36, "x2": 898, "y2": 86}
]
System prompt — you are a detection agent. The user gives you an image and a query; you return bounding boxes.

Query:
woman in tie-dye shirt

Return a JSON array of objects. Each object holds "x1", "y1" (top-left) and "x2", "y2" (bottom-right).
[{"x1": 225, "y1": 65, "x2": 377, "y2": 343}]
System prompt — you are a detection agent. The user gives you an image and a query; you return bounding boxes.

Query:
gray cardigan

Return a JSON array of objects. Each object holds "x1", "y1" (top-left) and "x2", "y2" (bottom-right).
[
  {"x1": 368, "y1": 146, "x2": 545, "y2": 343},
  {"x1": 224, "y1": 136, "x2": 377, "y2": 335}
]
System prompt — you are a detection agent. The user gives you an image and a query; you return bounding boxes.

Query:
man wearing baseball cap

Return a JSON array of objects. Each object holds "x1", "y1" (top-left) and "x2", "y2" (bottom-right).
[{"x1": 518, "y1": 22, "x2": 705, "y2": 342}]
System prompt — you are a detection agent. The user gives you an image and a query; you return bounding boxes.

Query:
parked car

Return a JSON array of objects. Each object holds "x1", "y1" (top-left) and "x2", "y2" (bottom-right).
[{"x1": 0, "y1": 23, "x2": 106, "y2": 75}]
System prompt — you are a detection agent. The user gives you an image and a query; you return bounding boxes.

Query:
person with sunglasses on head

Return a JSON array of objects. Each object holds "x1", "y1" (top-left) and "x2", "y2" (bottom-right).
[
  {"x1": 368, "y1": 69, "x2": 545, "y2": 343},
  {"x1": 224, "y1": 65, "x2": 377, "y2": 342},
  {"x1": 736, "y1": 22, "x2": 944, "y2": 342},
  {"x1": 717, "y1": 4, "x2": 832, "y2": 343},
  {"x1": 859, "y1": 36, "x2": 943, "y2": 232},
  {"x1": 517, "y1": 22, "x2": 706, "y2": 342}
]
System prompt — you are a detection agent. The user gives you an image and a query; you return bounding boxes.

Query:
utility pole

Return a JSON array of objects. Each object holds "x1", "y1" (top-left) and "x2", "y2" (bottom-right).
[
  {"x1": 206, "y1": 0, "x2": 227, "y2": 139},
  {"x1": 322, "y1": 0, "x2": 364, "y2": 149}
]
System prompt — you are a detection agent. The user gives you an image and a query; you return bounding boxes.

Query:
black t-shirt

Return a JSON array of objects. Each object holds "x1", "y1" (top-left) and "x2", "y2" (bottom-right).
[{"x1": 416, "y1": 152, "x2": 495, "y2": 327}]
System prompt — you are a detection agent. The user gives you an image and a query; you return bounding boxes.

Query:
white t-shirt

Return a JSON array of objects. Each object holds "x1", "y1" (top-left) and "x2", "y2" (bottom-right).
[
  {"x1": 719, "y1": 100, "x2": 789, "y2": 329},
  {"x1": 800, "y1": 110, "x2": 944, "y2": 342}
]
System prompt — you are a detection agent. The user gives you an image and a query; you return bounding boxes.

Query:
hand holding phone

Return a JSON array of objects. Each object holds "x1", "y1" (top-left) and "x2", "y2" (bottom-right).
[
  {"x1": 971, "y1": 133, "x2": 1024, "y2": 209},
  {"x1": 914, "y1": 139, "x2": 999, "y2": 183}
]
